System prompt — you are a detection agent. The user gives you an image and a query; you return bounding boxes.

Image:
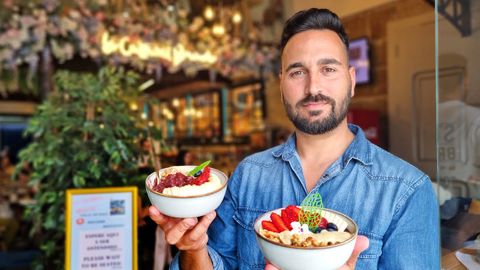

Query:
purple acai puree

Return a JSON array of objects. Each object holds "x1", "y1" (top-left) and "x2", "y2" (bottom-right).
[{"x1": 152, "y1": 172, "x2": 195, "y2": 193}]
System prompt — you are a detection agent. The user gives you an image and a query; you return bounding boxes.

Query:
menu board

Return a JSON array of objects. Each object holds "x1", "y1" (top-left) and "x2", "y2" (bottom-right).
[{"x1": 65, "y1": 187, "x2": 138, "y2": 270}]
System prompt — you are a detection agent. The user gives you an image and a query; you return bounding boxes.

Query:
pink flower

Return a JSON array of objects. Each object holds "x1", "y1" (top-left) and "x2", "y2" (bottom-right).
[{"x1": 95, "y1": 12, "x2": 105, "y2": 21}]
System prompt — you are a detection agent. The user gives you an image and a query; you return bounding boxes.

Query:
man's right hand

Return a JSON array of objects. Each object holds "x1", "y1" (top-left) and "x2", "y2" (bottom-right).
[{"x1": 148, "y1": 206, "x2": 216, "y2": 251}]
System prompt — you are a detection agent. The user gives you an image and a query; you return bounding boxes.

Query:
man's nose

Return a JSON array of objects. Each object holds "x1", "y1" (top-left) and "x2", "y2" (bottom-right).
[{"x1": 306, "y1": 72, "x2": 325, "y2": 96}]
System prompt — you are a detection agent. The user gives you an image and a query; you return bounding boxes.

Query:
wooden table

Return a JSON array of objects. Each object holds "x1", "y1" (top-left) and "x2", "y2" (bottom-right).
[
  {"x1": 442, "y1": 251, "x2": 467, "y2": 270},
  {"x1": 441, "y1": 248, "x2": 479, "y2": 270}
]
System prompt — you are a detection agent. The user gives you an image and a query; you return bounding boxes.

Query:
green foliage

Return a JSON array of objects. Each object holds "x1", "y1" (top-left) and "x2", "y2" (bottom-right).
[{"x1": 17, "y1": 67, "x2": 150, "y2": 269}]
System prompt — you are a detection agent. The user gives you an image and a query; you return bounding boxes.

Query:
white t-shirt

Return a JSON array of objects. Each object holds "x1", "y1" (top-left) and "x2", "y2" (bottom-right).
[{"x1": 438, "y1": 100, "x2": 480, "y2": 198}]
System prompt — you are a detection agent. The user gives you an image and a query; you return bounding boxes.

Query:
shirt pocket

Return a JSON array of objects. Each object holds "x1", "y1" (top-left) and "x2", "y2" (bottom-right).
[
  {"x1": 358, "y1": 230, "x2": 382, "y2": 264},
  {"x1": 233, "y1": 208, "x2": 266, "y2": 269}
]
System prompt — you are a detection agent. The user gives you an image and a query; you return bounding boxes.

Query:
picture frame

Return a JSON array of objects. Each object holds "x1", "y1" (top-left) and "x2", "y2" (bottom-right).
[{"x1": 65, "y1": 186, "x2": 138, "y2": 270}]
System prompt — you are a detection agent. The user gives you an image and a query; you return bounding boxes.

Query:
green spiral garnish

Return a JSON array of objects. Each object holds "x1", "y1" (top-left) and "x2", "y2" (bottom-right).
[{"x1": 299, "y1": 193, "x2": 324, "y2": 231}]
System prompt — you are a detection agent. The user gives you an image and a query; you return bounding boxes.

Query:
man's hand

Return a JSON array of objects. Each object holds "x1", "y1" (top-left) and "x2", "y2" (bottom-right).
[
  {"x1": 264, "y1": 235, "x2": 370, "y2": 270},
  {"x1": 339, "y1": 235, "x2": 369, "y2": 270},
  {"x1": 148, "y1": 206, "x2": 216, "y2": 251}
]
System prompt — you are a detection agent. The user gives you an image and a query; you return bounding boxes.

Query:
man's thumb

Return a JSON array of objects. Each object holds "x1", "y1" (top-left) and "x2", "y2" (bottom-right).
[{"x1": 345, "y1": 235, "x2": 369, "y2": 269}]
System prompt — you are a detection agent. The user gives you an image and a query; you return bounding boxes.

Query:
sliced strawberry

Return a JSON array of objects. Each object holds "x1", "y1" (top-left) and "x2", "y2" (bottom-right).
[
  {"x1": 191, "y1": 166, "x2": 210, "y2": 185},
  {"x1": 281, "y1": 209, "x2": 293, "y2": 230},
  {"x1": 270, "y1": 212, "x2": 289, "y2": 232},
  {"x1": 285, "y1": 205, "x2": 301, "y2": 221},
  {"x1": 262, "y1": 220, "x2": 279, "y2": 232}
]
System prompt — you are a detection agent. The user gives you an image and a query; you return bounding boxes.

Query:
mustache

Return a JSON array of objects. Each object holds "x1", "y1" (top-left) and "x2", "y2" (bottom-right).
[{"x1": 297, "y1": 93, "x2": 335, "y2": 107}]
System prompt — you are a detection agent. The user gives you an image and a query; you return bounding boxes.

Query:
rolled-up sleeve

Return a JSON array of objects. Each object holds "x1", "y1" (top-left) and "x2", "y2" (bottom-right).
[{"x1": 169, "y1": 245, "x2": 226, "y2": 270}]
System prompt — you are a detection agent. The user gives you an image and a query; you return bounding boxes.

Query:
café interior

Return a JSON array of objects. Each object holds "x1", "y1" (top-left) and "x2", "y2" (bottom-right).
[{"x1": 0, "y1": 0, "x2": 479, "y2": 269}]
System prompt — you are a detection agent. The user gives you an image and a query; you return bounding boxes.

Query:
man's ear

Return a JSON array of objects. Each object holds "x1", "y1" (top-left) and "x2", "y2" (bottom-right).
[
  {"x1": 278, "y1": 71, "x2": 285, "y2": 103},
  {"x1": 279, "y1": 82, "x2": 285, "y2": 104},
  {"x1": 349, "y1": 66, "x2": 356, "y2": 97}
]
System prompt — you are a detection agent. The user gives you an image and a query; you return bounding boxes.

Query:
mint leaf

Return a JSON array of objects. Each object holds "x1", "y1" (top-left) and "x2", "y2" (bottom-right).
[{"x1": 187, "y1": 160, "x2": 211, "y2": 176}]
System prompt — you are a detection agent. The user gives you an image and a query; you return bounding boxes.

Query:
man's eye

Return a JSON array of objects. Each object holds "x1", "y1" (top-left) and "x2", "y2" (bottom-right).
[
  {"x1": 323, "y1": 67, "x2": 337, "y2": 73},
  {"x1": 290, "y1": 70, "x2": 305, "y2": 78}
]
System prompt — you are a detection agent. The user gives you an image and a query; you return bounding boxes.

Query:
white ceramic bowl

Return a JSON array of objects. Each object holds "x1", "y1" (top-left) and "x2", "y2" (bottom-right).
[
  {"x1": 146, "y1": 166, "x2": 228, "y2": 218},
  {"x1": 254, "y1": 208, "x2": 358, "y2": 270}
]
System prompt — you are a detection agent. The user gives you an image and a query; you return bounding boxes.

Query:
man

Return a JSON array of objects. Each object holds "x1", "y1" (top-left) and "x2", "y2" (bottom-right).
[{"x1": 150, "y1": 8, "x2": 440, "y2": 269}]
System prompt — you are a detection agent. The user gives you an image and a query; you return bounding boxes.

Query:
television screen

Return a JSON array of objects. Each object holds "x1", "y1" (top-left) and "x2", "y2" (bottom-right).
[{"x1": 349, "y1": 38, "x2": 371, "y2": 85}]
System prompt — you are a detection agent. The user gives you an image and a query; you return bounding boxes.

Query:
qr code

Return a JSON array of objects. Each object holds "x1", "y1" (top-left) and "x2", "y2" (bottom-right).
[{"x1": 110, "y1": 200, "x2": 125, "y2": 215}]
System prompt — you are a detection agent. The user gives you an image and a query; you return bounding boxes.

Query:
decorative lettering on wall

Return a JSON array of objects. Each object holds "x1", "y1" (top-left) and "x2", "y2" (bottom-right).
[{"x1": 101, "y1": 32, "x2": 218, "y2": 67}]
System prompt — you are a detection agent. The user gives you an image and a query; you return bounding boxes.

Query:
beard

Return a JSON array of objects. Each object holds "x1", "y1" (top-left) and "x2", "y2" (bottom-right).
[{"x1": 283, "y1": 86, "x2": 351, "y2": 135}]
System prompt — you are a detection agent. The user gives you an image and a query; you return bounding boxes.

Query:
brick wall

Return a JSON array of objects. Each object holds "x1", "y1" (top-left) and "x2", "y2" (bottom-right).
[
  {"x1": 342, "y1": 0, "x2": 432, "y2": 113},
  {"x1": 341, "y1": 0, "x2": 433, "y2": 147}
]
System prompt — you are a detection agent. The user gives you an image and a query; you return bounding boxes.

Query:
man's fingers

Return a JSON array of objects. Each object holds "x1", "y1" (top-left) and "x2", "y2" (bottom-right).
[
  {"x1": 149, "y1": 206, "x2": 168, "y2": 226},
  {"x1": 188, "y1": 211, "x2": 216, "y2": 241},
  {"x1": 165, "y1": 218, "x2": 198, "y2": 245},
  {"x1": 344, "y1": 235, "x2": 369, "y2": 269},
  {"x1": 264, "y1": 263, "x2": 279, "y2": 270},
  {"x1": 149, "y1": 208, "x2": 216, "y2": 249},
  {"x1": 177, "y1": 233, "x2": 209, "y2": 251}
]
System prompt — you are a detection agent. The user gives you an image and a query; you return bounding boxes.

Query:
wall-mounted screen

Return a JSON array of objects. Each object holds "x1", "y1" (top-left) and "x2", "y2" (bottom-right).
[{"x1": 349, "y1": 38, "x2": 371, "y2": 85}]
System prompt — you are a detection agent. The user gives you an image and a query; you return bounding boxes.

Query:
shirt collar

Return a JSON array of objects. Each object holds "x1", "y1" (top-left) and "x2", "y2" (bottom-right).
[
  {"x1": 271, "y1": 124, "x2": 373, "y2": 166},
  {"x1": 342, "y1": 124, "x2": 373, "y2": 166},
  {"x1": 272, "y1": 133, "x2": 296, "y2": 160}
]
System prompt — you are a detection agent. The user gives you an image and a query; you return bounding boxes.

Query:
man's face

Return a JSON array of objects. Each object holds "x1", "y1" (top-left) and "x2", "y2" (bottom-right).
[{"x1": 279, "y1": 30, "x2": 356, "y2": 135}]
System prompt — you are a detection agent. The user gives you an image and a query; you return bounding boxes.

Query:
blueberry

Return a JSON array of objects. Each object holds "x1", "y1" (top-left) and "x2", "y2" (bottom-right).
[
  {"x1": 193, "y1": 170, "x2": 202, "y2": 177},
  {"x1": 314, "y1": 227, "x2": 323, "y2": 233},
  {"x1": 326, "y1": 222, "x2": 338, "y2": 231}
]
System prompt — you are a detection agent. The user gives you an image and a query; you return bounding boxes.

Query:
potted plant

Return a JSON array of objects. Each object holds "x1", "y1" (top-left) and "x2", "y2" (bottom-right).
[{"x1": 17, "y1": 67, "x2": 157, "y2": 269}]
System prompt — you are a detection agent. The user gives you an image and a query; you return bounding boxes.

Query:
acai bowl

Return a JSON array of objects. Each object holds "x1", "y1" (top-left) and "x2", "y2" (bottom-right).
[
  {"x1": 146, "y1": 163, "x2": 228, "y2": 218},
  {"x1": 254, "y1": 195, "x2": 358, "y2": 270}
]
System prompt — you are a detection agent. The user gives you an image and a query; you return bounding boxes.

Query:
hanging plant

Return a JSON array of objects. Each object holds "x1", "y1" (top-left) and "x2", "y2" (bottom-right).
[{"x1": 0, "y1": 0, "x2": 279, "y2": 93}]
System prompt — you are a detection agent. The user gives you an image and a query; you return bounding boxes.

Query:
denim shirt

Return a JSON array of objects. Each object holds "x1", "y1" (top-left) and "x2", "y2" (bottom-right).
[{"x1": 170, "y1": 124, "x2": 440, "y2": 269}]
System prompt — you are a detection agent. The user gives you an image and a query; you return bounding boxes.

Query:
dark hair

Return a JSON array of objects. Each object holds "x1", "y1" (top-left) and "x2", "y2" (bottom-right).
[{"x1": 280, "y1": 8, "x2": 349, "y2": 55}]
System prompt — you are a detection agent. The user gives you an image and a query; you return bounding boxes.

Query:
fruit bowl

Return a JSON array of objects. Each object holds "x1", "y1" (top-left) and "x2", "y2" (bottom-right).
[
  {"x1": 254, "y1": 207, "x2": 358, "y2": 270},
  {"x1": 146, "y1": 165, "x2": 228, "y2": 218}
]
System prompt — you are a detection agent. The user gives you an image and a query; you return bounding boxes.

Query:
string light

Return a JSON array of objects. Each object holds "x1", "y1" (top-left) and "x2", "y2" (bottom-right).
[
  {"x1": 232, "y1": 11, "x2": 242, "y2": 24},
  {"x1": 204, "y1": 5, "x2": 215, "y2": 21},
  {"x1": 130, "y1": 102, "x2": 138, "y2": 111},
  {"x1": 212, "y1": 23, "x2": 226, "y2": 36},
  {"x1": 172, "y1": 98, "x2": 180, "y2": 107}
]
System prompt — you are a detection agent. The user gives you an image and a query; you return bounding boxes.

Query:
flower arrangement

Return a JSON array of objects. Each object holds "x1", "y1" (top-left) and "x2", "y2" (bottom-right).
[{"x1": 0, "y1": 0, "x2": 279, "y2": 98}]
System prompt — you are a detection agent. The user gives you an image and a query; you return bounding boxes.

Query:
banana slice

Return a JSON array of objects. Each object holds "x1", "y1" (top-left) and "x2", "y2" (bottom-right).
[{"x1": 322, "y1": 211, "x2": 348, "y2": 232}]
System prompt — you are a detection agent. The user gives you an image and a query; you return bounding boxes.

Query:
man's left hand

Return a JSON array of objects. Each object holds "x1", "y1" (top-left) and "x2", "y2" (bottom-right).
[{"x1": 339, "y1": 235, "x2": 369, "y2": 269}]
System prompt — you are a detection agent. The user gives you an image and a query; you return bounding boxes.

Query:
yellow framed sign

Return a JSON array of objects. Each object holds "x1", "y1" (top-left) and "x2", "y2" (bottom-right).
[{"x1": 65, "y1": 187, "x2": 138, "y2": 270}]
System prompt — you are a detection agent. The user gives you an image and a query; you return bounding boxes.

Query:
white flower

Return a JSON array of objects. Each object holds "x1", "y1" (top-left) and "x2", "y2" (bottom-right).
[
  {"x1": 69, "y1": 10, "x2": 81, "y2": 20},
  {"x1": 60, "y1": 17, "x2": 77, "y2": 32},
  {"x1": 290, "y1": 222, "x2": 311, "y2": 234}
]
